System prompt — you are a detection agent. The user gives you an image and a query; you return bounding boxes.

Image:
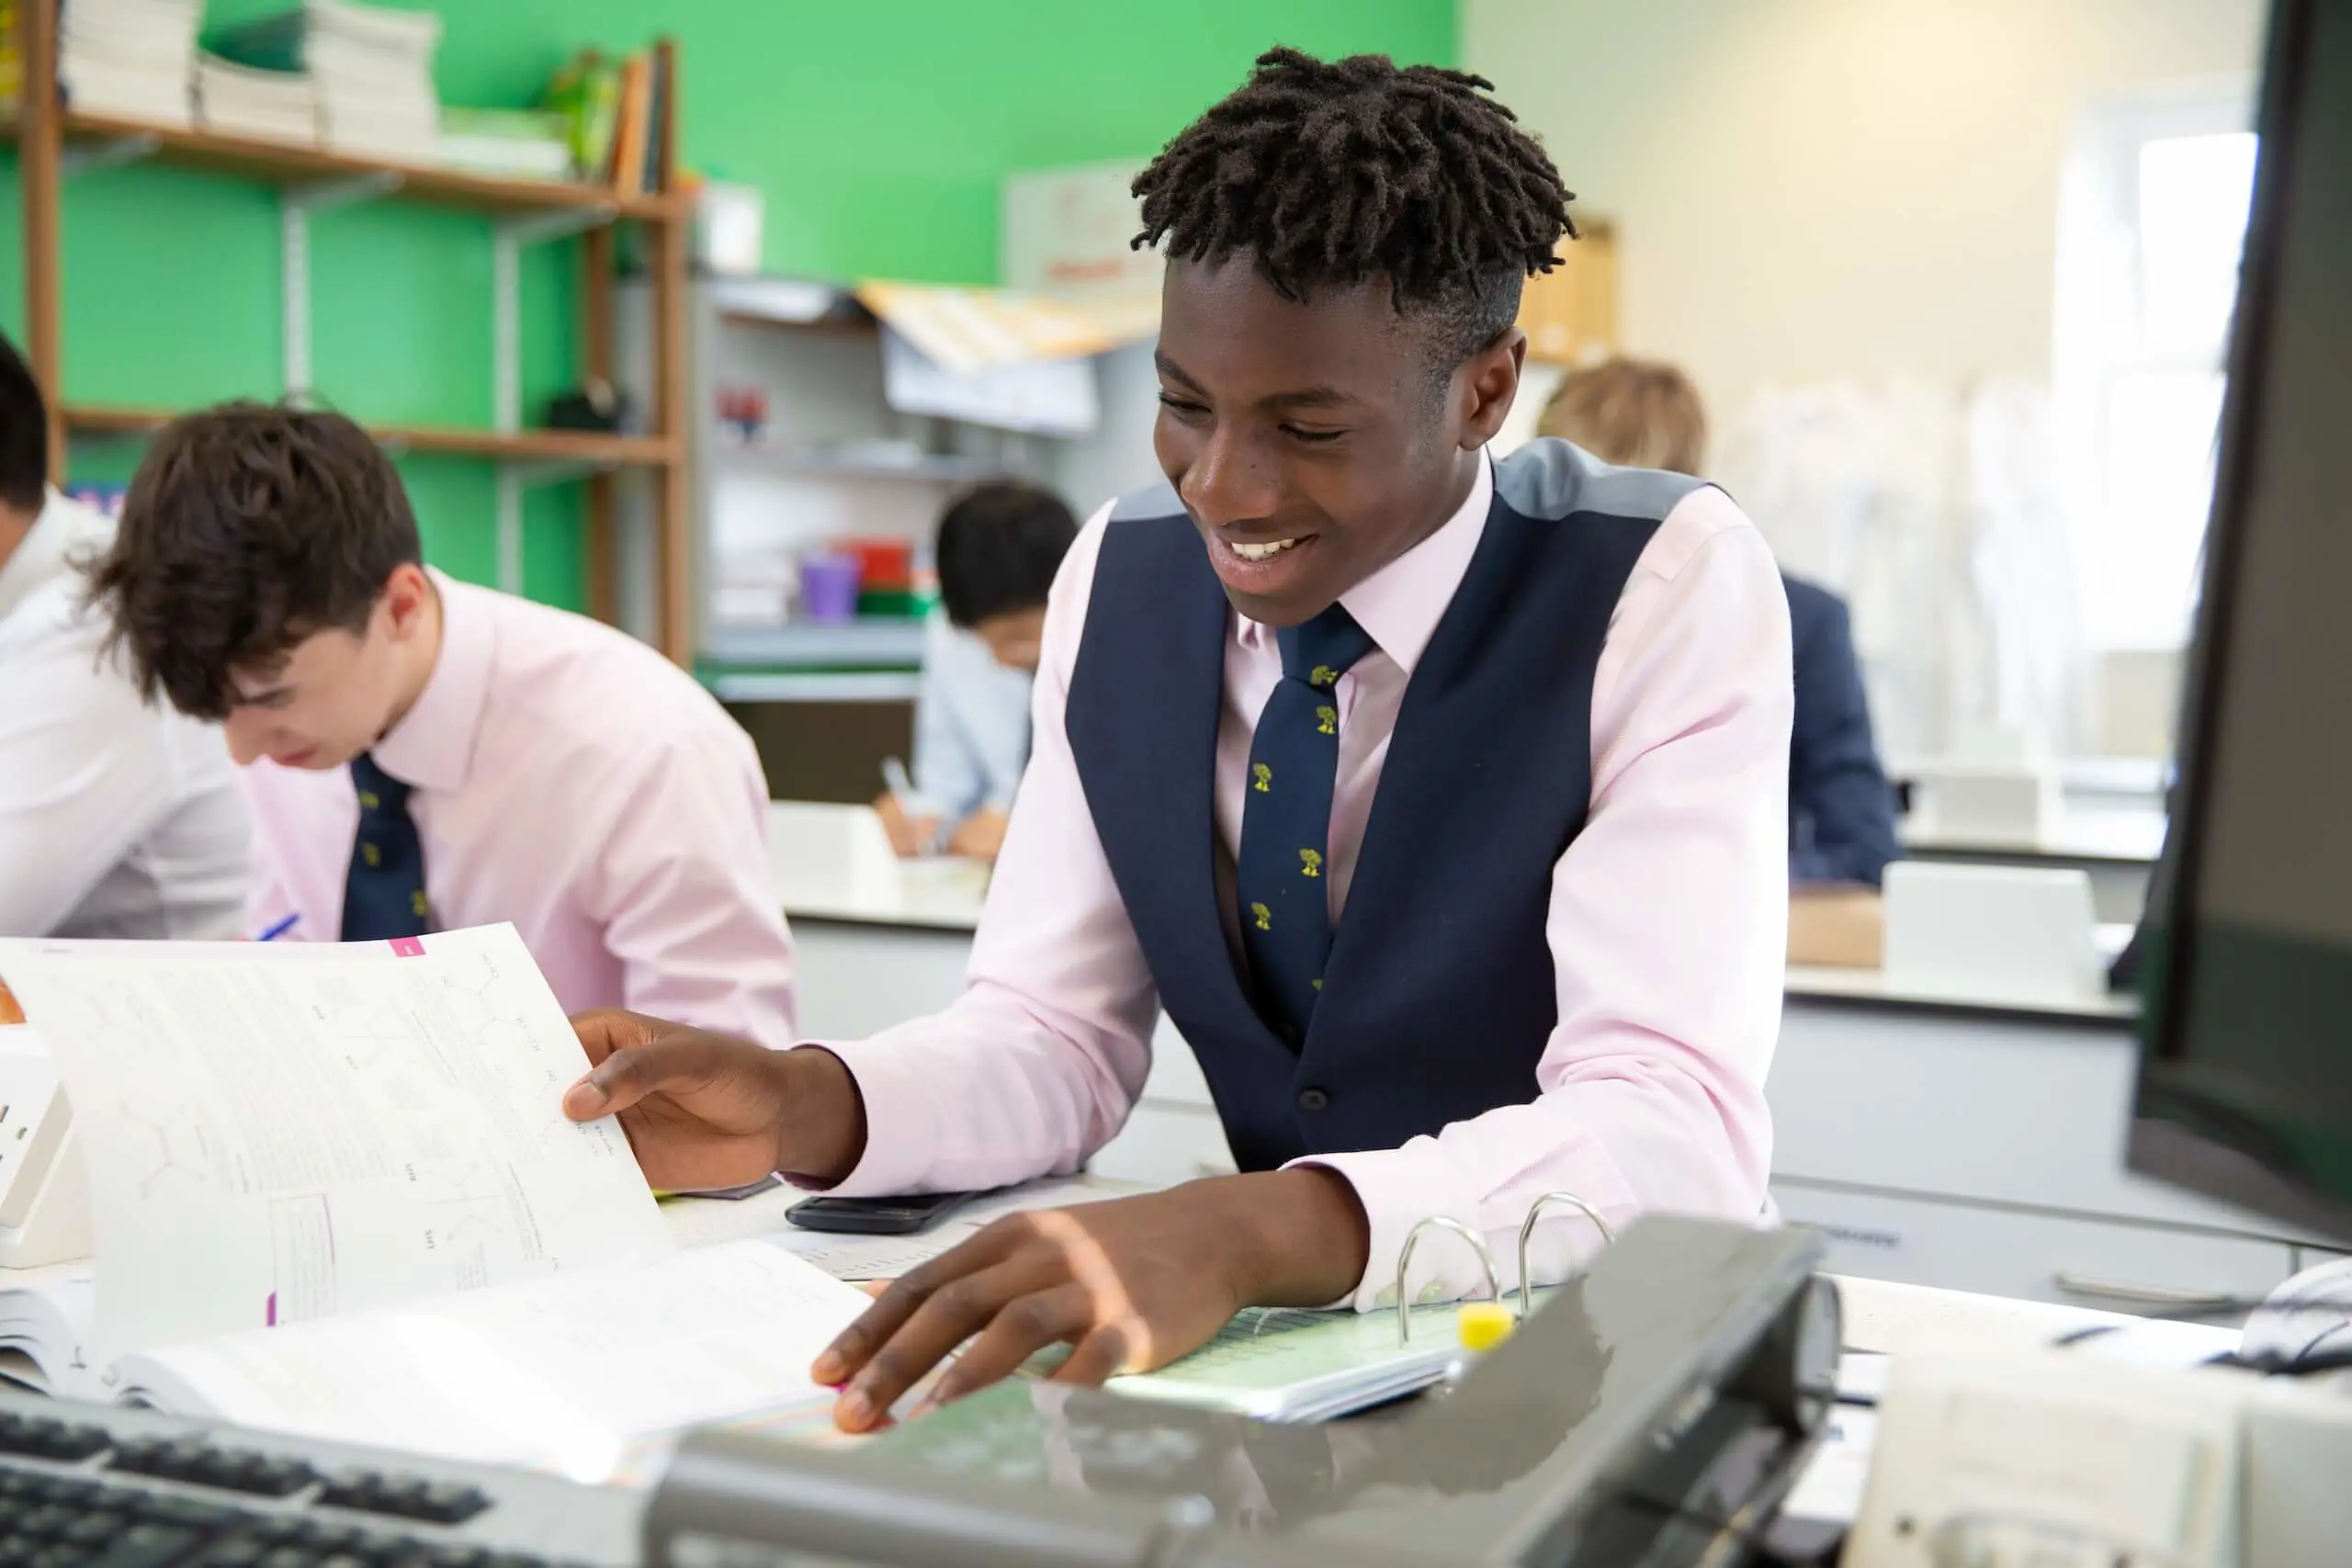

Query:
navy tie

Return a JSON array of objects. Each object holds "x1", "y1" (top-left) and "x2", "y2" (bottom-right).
[
  {"x1": 341, "y1": 752, "x2": 429, "y2": 942},
  {"x1": 1237, "y1": 604, "x2": 1377, "y2": 1043}
]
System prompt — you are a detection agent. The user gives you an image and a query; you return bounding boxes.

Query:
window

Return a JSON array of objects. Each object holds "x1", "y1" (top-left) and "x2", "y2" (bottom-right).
[{"x1": 2054, "y1": 87, "x2": 2257, "y2": 652}]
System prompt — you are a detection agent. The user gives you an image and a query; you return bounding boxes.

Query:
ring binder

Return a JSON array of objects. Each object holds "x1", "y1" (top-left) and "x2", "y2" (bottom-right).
[
  {"x1": 1395, "y1": 1216, "x2": 1499, "y2": 1345},
  {"x1": 1394, "y1": 1192, "x2": 1617, "y2": 1344},
  {"x1": 1516, "y1": 1190, "x2": 1614, "y2": 1319}
]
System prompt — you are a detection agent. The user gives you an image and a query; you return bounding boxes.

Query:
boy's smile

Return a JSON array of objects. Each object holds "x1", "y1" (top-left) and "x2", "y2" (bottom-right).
[{"x1": 1151, "y1": 255, "x2": 1523, "y2": 628}]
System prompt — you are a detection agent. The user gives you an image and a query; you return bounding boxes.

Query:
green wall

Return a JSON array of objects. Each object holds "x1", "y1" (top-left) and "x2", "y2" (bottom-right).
[{"x1": 1, "y1": 0, "x2": 1453, "y2": 607}]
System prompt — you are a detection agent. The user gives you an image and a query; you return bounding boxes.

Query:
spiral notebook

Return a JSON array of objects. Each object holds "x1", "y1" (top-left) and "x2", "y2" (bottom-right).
[{"x1": 1095, "y1": 1301, "x2": 1488, "y2": 1422}]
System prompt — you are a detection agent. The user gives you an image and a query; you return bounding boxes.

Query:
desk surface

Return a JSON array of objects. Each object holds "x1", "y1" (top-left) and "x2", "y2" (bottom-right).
[
  {"x1": 788, "y1": 879, "x2": 2138, "y2": 1023},
  {"x1": 1901, "y1": 802, "x2": 2167, "y2": 864},
  {"x1": 1784, "y1": 971, "x2": 2134, "y2": 1021},
  {"x1": 779, "y1": 861, "x2": 991, "y2": 931},
  {"x1": 655, "y1": 1179, "x2": 2238, "y2": 1371},
  {"x1": 1784, "y1": 920, "x2": 2137, "y2": 1020}
]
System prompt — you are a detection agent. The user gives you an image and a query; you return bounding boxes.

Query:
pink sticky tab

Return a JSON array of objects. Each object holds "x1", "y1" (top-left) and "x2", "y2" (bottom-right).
[{"x1": 389, "y1": 937, "x2": 426, "y2": 957}]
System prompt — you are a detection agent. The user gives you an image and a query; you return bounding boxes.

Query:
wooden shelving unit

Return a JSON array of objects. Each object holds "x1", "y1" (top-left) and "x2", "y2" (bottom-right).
[
  {"x1": 6, "y1": 0, "x2": 699, "y2": 661},
  {"x1": 60, "y1": 403, "x2": 682, "y2": 467},
  {"x1": 4, "y1": 107, "x2": 685, "y2": 220}
]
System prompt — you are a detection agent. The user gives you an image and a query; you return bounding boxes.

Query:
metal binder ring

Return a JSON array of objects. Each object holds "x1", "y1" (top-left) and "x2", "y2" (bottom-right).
[
  {"x1": 1394, "y1": 1216, "x2": 1501, "y2": 1346},
  {"x1": 1515, "y1": 1191, "x2": 1616, "y2": 1320}
]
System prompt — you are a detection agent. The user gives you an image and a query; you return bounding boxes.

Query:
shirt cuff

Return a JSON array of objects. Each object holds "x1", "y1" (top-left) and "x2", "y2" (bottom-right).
[
  {"x1": 1288, "y1": 1139, "x2": 1632, "y2": 1314},
  {"x1": 1286, "y1": 1144, "x2": 1494, "y2": 1314},
  {"x1": 785, "y1": 1036, "x2": 943, "y2": 1196}
]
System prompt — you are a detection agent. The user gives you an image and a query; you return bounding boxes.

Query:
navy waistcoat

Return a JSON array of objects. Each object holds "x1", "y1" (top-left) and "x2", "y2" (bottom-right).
[{"x1": 1066, "y1": 441, "x2": 1706, "y2": 1171}]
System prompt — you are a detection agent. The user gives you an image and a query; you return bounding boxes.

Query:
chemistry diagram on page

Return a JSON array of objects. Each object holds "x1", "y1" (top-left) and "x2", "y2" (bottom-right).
[{"x1": 0, "y1": 925, "x2": 673, "y2": 1363}]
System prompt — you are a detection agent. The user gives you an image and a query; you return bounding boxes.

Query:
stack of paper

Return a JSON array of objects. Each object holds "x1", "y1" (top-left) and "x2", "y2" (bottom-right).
[
  {"x1": 57, "y1": 0, "x2": 202, "y2": 130},
  {"x1": 217, "y1": 0, "x2": 442, "y2": 163},
  {"x1": 193, "y1": 54, "x2": 318, "y2": 146},
  {"x1": 111, "y1": 1239, "x2": 869, "y2": 1482}
]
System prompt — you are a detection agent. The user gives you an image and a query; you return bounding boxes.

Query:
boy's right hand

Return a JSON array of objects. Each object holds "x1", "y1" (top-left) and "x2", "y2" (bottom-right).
[
  {"x1": 875, "y1": 792, "x2": 939, "y2": 858},
  {"x1": 563, "y1": 1010, "x2": 867, "y2": 1190}
]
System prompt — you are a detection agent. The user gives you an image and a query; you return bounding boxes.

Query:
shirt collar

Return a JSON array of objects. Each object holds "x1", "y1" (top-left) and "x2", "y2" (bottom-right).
[
  {"x1": 0, "y1": 490, "x2": 111, "y2": 624},
  {"x1": 1236, "y1": 451, "x2": 1494, "y2": 677},
  {"x1": 370, "y1": 568, "x2": 494, "y2": 794}
]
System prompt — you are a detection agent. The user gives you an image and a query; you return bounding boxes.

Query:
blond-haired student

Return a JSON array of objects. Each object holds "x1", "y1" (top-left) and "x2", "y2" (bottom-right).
[{"x1": 1541, "y1": 358, "x2": 1903, "y2": 894}]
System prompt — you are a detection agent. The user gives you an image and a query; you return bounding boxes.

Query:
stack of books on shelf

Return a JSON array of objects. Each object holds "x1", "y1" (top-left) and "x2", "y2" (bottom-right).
[
  {"x1": 435, "y1": 107, "x2": 573, "y2": 181},
  {"x1": 216, "y1": 0, "x2": 441, "y2": 164},
  {"x1": 57, "y1": 0, "x2": 204, "y2": 130},
  {"x1": 192, "y1": 54, "x2": 318, "y2": 146}
]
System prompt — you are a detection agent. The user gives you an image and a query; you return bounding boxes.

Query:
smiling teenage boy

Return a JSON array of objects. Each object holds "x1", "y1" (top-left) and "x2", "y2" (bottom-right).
[{"x1": 563, "y1": 50, "x2": 1793, "y2": 1429}]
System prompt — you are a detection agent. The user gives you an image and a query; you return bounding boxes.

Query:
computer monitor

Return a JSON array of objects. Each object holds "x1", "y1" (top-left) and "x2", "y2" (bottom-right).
[{"x1": 2130, "y1": 0, "x2": 2352, "y2": 1244}]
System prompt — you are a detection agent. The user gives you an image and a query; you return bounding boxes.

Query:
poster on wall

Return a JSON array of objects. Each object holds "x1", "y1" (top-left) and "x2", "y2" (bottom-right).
[{"x1": 1001, "y1": 160, "x2": 1162, "y2": 321}]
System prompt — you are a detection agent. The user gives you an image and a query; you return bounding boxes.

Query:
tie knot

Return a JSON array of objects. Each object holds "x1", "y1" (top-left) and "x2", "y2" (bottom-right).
[
  {"x1": 349, "y1": 752, "x2": 410, "y2": 813},
  {"x1": 1275, "y1": 604, "x2": 1375, "y2": 689}
]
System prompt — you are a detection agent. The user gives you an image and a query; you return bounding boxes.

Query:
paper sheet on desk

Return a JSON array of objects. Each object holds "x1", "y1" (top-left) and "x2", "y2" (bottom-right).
[
  {"x1": 113, "y1": 1237, "x2": 870, "y2": 1483},
  {"x1": 0, "y1": 925, "x2": 673, "y2": 1362}
]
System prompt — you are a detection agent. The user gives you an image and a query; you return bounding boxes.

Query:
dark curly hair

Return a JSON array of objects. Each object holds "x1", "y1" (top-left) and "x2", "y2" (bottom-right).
[
  {"x1": 83, "y1": 402, "x2": 420, "y2": 720},
  {"x1": 1132, "y1": 48, "x2": 1576, "y2": 372}
]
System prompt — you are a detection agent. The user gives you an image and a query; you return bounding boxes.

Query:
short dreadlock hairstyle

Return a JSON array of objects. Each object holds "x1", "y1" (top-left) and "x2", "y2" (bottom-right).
[{"x1": 1133, "y1": 49, "x2": 1575, "y2": 382}]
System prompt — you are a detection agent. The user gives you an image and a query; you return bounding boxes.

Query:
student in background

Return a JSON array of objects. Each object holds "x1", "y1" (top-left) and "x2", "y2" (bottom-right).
[
  {"x1": 1540, "y1": 357, "x2": 1904, "y2": 892},
  {"x1": 877, "y1": 479, "x2": 1079, "y2": 864},
  {"x1": 83, "y1": 402, "x2": 798, "y2": 1041},
  {"x1": 564, "y1": 51, "x2": 1791, "y2": 1428},
  {"x1": 0, "y1": 333, "x2": 247, "y2": 940}
]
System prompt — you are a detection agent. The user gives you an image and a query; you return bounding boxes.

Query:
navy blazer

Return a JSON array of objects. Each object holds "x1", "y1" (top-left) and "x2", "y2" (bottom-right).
[{"x1": 1786, "y1": 574, "x2": 1903, "y2": 886}]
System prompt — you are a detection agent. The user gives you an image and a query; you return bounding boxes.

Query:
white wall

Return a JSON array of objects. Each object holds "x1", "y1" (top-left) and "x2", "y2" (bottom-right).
[{"x1": 1462, "y1": 0, "x2": 2265, "y2": 428}]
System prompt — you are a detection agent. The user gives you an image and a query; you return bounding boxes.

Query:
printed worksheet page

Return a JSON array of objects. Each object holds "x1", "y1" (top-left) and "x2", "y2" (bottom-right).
[
  {"x1": 0, "y1": 925, "x2": 673, "y2": 1363},
  {"x1": 113, "y1": 1238, "x2": 870, "y2": 1481}
]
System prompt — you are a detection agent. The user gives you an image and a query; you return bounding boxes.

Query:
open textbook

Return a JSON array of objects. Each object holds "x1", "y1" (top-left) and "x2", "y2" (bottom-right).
[
  {"x1": 0, "y1": 926, "x2": 879, "y2": 1474},
  {"x1": 0, "y1": 925, "x2": 675, "y2": 1374},
  {"x1": 0, "y1": 926, "x2": 866, "y2": 1470}
]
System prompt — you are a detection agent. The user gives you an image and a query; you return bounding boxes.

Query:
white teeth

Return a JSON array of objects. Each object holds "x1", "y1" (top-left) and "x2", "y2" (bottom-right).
[{"x1": 1229, "y1": 537, "x2": 1304, "y2": 562}]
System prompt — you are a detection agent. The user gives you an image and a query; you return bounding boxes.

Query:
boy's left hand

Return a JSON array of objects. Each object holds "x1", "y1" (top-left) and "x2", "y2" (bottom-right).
[{"x1": 811, "y1": 1168, "x2": 1370, "y2": 1431}]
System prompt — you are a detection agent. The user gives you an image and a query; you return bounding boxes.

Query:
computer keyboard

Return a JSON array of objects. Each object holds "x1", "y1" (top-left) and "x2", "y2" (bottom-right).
[{"x1": 0, "y1": 1393, "x2": 638, "y2": 1568}]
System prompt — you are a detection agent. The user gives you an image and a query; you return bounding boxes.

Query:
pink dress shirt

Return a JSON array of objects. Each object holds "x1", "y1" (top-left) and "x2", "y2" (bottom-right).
[
  {"x1": 819, "y1": 456, "x2": 1792, "y2": 1310},
  {"x1": 241, "y1": 571, "x2": 798, "y2": 1044}
]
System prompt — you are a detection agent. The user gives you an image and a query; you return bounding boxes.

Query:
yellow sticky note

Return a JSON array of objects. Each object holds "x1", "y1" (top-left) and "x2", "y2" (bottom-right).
[{"x1": 1457, "y1": 1302, "x2": 1515, "y2": 1353}]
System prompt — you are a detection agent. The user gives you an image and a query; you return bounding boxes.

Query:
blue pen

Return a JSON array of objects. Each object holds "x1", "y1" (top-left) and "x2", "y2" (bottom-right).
[{"x1": 256, "y1": 914, "x2": 300, "y2": 942}]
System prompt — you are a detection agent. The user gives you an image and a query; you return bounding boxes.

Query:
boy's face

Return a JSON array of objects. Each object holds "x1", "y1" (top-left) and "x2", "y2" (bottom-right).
[
  {"x1": 1152, "y1": 256, "x2": 1523, "y2": 627},
  {"x1": 973, "y1": 607, "x2": 1048, "y2": 673},
  {"x1": 219, "y1": 567, "x2": 431, "y2": 771}
]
